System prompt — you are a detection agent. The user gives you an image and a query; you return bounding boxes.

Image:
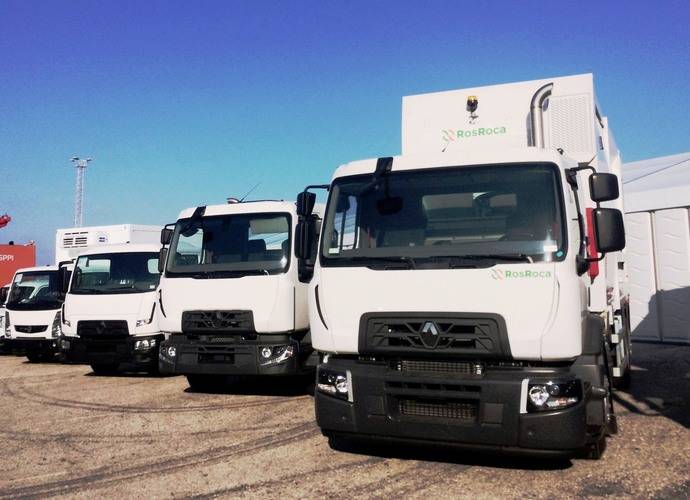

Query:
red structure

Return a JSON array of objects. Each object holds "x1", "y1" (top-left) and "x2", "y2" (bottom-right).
[
  {"x1": 0, "y1": 244, "x2": 36, "y2": 286},
  {"x1": 0, "y1": 214, "x2": 10, "y2": 229}
]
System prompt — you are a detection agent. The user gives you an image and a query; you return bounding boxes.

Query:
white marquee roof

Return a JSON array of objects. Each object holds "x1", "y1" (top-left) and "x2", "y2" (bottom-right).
[{"x1": 622, "y1": 152, "x2": 690, "y2": 213}]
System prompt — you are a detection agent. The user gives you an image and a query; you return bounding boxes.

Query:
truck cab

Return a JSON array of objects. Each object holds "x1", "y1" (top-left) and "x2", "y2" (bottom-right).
[
  {"x1": 4, "y1": 265, "x2": 71, "y2": 362},
  {"x1": 60, "y1": 243, "x2": 163, "y2": 375},
  {"x1": 158, "y1": 200, "x2": 320, "y2": 390},
  {"x1": 296, "y1": 74, "x2": 630, "y2": 458}
]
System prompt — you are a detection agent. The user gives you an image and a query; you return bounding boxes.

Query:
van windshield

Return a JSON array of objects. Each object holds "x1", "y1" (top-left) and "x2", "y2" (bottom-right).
[
  {"x1": 70, "y1": 252, "x2": 161, "y2": 294},
  {"x1": 321, "y1": 163, "x2": 566, "y2": 267},
  {"x1": 166, "y1": 213, "x2": 291, "y2": 278},
  {"x1": 7, "y1": 271, "x2": 63, "y2": 310}
]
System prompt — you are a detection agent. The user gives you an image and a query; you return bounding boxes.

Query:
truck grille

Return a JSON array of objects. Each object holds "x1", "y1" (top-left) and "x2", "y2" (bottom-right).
[
  {"x1": 393, "y1": 359, "x2": 483, "y2": 376},
  {"x1": 182, "y1": 310, "x2": 255, "y2": 334},
  {"x1": 15, "y1": 325, "x2": 48, "y2": 334},
  {"x1": 77, "y1": 320, "x2": 129, "y2": 339},
  {"x1": 360, "y1": 313, "x2": 510, "y2": 357},
  {"x1": 399, "y1": 398, "x2": 478, "y2": 421}
]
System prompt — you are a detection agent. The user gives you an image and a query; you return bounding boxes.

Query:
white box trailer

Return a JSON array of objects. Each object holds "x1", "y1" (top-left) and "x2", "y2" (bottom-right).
[
  {"x1": 296, "y1": 73, "x2": 630, "y2": 459},
  {"x1": 55, "y1": 224, "x2": 161, "y2": 264}
]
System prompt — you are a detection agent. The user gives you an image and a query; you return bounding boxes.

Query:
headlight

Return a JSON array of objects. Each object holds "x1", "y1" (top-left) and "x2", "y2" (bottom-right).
[
  {"x1": 258, "y1": 345, "x2": 295, "y2": 366},
  {"x1": 528, "y1": 380, "x2": 581, "y2": 412},
  {"x1": 317, "y1": 367, "x2": 352, "y2": 401},
  {"x1": 51, "y1": 312, "x2": 62, "y2": 338},
  {"x1": 134, "y1": 338, "x2": 157, "y2": 351}
]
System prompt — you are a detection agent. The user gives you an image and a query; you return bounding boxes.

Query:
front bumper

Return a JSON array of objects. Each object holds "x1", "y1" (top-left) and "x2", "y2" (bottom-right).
[
  {"x1": 5, "y1": 337, "x2": 59, "y2": 353},
  {"x1": 159, "y1": 333, "x2": 312, "y2": 376},
  {"x1": 61, "y1": 334, "x2": 163, "y2": 368},
  {"x1": 315, "y1": 357, "x2": 592, "y2": 456}
]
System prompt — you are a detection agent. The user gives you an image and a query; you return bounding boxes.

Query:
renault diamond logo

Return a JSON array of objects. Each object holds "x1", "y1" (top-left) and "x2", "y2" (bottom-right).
[{"x1": 420, "y1": 321, "x2": 440, "y2": 348}]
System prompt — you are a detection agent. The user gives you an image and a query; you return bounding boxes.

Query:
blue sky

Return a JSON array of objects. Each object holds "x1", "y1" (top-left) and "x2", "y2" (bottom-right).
[{"x1": 1, "y1": 0, "x2": 688, "y2": 264}]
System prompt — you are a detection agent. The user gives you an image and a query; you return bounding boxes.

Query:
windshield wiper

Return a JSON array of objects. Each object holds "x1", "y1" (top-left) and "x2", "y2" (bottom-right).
[
  {"x1": 71, "y1": 288, "x2": 105, "y2": 294},
  {"x1": 433, "y1": 253, "x2": 533, "y2": 267},
  {"x1": 189, "y1": 269, "x2": 271, "y2": 279},
  {"x1": 344, "y1": 256, "x2": 417, "y2": 269}
]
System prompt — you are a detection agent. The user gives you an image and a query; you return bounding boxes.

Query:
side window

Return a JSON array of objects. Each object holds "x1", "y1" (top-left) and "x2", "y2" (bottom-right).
[
  {"x1": 329, "y1": 195, "x2": 358, "y2": 253},
  {"x1": 176, "y1": 229, "x2": 203, "y2": 265}
]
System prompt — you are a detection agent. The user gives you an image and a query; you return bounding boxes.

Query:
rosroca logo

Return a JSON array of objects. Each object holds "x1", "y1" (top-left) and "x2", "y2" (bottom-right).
[
  {"x1": 491, "y1": 269, "x2": 551, "y2": 280},
  {"x1": 442, "y1": 126, "x2": 508, "y2": 143},
  {"x1": 0, "y1": 254, "x2": 15, "y2": 262}
]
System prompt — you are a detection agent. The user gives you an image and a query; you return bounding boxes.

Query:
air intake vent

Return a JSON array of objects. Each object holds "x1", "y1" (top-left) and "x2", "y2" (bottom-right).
[
  {"x1": 546, "y1": 94, "x2": 594, "y2": 154},
  {"x1": 398, "y1": 398, "x2": 478, "y2": 421},
  {"x1": 15, "y1": 325, "x2": 48, "y2": 334},
  {"x1": 394, "y1": 359, "x2": 483, "y2": 376},
  {"x1": 62, "y1": 231, "x2": 89, "y2": 248}
]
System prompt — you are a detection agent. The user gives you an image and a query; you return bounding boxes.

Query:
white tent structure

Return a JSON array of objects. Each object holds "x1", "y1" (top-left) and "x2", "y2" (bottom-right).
[{"x1": 623, "y1": 152, "x2": 690, "y2": 344}]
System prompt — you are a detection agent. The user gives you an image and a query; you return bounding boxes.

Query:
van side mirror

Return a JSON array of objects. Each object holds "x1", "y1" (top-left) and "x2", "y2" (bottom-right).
[
  {"x1": 296, "y1": 191, "x2": 316, "y2": 217},
  {"x1": 589, "y1": 173, "x2": 619, "y2": 202},
  {"x1": 593, "y1": 208, "x2": 625, "y2": 253},
  {"x1": 158, "y1": 247, "x2": 168, "y2": 274},
  {"x1": 0, "y1": 287, "x2": 7, "y2": 304},
  {"x1": 161, "y1": 227, "x2": 173, "y2": 245}
]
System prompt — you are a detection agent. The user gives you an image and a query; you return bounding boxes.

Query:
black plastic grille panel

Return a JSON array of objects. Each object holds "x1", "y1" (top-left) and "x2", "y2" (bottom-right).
[
  {"x1": 399, "y1": 398, "x2": 478, "y2": 420},
  {"x1": 77, "y1": 320, "x2": 129, "y2": 339},
  {"x1": 394, "y1": 359, "x2": 482, "y2": 376},
  {"x1": 359, "y1": 313, "x2": 509, "y2": 357},
  {"x1": 15, "y1": 325, "x2": 48, "y2": 334},
  {"x1": 182, "y1": 310, "x2": 255, "y2": 334}
]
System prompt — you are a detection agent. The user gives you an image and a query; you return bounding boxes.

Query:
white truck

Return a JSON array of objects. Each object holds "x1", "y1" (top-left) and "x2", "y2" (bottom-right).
[
  {"x1": 4, "y1": 265, "x2": 71, "y2": 361},
  {"x1": 59, "y1": 243, "x2": 164, "y2": 375},
  {"x1": 295, "y1": 74, "x2": 630, "y2": 458},
  {"x1": 4, "y1": 225, "x2": 161, "y2": 362},
  {"x1": 158, "y1": 200, "x2": 321, "y2": 390}
]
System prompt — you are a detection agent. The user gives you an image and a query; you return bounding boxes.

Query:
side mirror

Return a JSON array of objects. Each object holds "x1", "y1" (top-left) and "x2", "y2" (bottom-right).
[
  {"x1": 593, "y1": 208, "x2": 625, "y2": 254},
  {"x1": 59, "y1": 267, "x2": 71, "y2": 294},
  {"x1": 161, "y1": 227, "x2": 173, "y2": 245},
  {"x1": 295, "y1": 219, "x2": 313, "y2": 260},
  {"x1": 296, "y1": 191, "x2": 316, "y2": 217},
  {"x1": 589, "y1": 173, "x2": 619, "y2": 203},
  {"x1": 0, "y1": 287, "x2": 7, "y2": 304},
  {"x1": 158, "y1": 247, "x2": 168, "y2": 274}
]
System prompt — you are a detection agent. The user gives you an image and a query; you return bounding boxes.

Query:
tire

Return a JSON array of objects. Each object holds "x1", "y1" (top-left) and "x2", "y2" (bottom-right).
[
  {"x1": 26, "y1": 352, "x2": 43, "y2": 363},
  {"x1": 186, "y1": 374, "x2": 222, "y2": 392},
  {"x1": 584, "y1": 434, "x2": 607, "y2": 460},
  {"x1": 91, "y1": 363, "x2": 119, "y2": 375},
  {"x1": 613, "y1": 369, "x2": 631, "y2": 391}
]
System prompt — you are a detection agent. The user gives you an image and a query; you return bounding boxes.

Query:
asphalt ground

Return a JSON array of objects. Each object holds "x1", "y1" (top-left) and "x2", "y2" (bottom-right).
[{"x1": 0, "y1": 342, "x2": 688, "y2": 499}]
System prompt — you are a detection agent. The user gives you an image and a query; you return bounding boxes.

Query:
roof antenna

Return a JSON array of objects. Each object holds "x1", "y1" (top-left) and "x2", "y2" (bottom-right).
[{"x1": 238, "y1": 182, "x2": 261, "y2": 203}]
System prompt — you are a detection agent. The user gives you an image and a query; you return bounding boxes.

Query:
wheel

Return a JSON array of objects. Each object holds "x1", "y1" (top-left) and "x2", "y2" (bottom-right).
[
  {"x1": 585, "y1": 434, "x2": 607, "y2": 460},
  {"x1": 91, "y1": 363, "x2": 119, "y2": 375},
  {"x1": 186, "y1": 374, "x2": 222, "y2": 392},
  {"x1": 26, "y1": 352, "x2": 43, "y2": 363},
  {"x1": 613, "y1": 369, "x2": 631, "y2": 390}
]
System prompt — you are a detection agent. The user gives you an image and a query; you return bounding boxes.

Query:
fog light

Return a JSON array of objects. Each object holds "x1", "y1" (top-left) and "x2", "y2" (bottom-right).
[
  {"x1": 167, "y1": 346, "x2": 177, "y2": 358},
  {"x1": 61, "y1": 339, "x2": 71, "y2": 350},
  {"x1": 260, "y1": 347, "x2": 272, "y2": 359}
]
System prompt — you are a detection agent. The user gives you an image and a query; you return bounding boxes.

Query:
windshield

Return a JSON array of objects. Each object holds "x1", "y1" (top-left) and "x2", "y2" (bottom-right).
[
  {"x1": 7, "y1": 271, "x2": 63, "y2": 310},
  {"x1": 321, "y1": 163, "x2": 566, "y2": 267},
  {"x1": 166, "y1": 212, "x2": 291, "y2": 277},
  {"x1": 70, "y1": 252, "x2": 160, "y2": 294}
]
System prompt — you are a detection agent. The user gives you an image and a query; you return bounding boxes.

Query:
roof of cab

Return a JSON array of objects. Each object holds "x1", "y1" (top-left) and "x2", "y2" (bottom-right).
[
  {"x1": 12, "y1": 265, "x2": 59, "y2": 274},
  {"x1": 176, "y1": 200, "x2": 297, "y2": 220},
  {"x1": 73, "y1": 243, "x2": 162, "y2": 257},
  {"x1": 331, "y1": 148, "x2": 568, "y2": 181}
]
